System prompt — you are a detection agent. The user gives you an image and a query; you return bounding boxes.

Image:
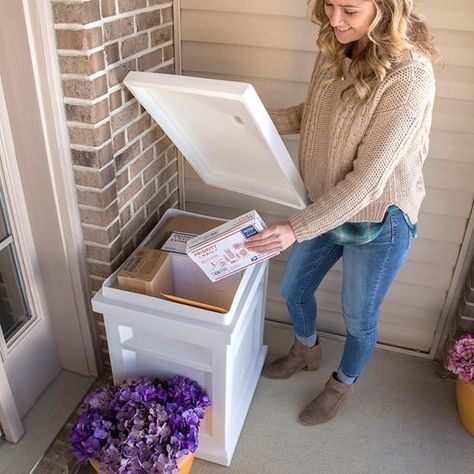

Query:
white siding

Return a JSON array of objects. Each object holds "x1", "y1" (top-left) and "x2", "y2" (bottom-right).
[{"x1": 179, "y1": 0, "x2": 474, "y2": 353}]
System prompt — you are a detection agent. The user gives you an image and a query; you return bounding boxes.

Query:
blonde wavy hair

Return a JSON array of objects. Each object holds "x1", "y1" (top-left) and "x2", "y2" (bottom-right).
[{"x1": 308, "y1": 0, "x2": 439, "y2": 100}]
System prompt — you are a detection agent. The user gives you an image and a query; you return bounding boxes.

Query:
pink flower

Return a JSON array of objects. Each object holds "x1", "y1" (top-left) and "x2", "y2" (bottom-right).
[{"x1": 446, "y1": 333, "x2": 474, "y2": 383}]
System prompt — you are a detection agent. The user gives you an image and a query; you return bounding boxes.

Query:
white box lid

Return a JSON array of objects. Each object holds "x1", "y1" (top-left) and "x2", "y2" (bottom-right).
[{"x1": 124, "y1": 72, "x2": 308, "y2": 210}]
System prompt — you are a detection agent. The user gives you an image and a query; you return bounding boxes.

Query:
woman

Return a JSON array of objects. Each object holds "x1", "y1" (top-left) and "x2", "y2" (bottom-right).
[{"x1": 245, "y1": 0, "x2": 438, "y2": 425}]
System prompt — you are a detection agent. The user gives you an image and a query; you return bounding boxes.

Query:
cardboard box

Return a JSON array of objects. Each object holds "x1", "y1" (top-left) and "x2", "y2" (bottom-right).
[
  {"x1": 160, "y1": 215, "x2": 220, "y2": 244},
  {"x1": 186, "y1": 210, "x2": 279, "y2": 282},
  {"x1": 118, "y1": 246, "x2": 241, "y2": 313},
  {"x1": 117, "y1": 248, "x2": 168, "y2": 296},
  {"x1": 161, "y1": 231, "x2": 197, "y2": 254}
]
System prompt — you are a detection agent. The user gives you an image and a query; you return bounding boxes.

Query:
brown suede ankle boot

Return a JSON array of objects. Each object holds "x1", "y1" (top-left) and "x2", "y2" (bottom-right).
[
  {"x1": 299, "y1": 372, "x2": 355, "y2": 425},
  {"x1": 262, "y1": 339, "x2": 321, "y2": 379}
]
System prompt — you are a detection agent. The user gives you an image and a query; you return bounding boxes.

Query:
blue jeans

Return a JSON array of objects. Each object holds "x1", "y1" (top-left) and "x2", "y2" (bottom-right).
[{"x1": 280, "y1": 209, "x2": 414, "y2": 384}]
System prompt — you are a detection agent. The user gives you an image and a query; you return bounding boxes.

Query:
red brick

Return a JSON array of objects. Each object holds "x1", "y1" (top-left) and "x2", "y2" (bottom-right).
[
  {"x1": 116, "y1": 169, "x2": 129, "y2": 192},
  {"x1": 109, "y1": 90, "x2": 122, "y2": 112},
  {"x1": 86, "y1": 238, "x2": 122, "y2": 262},
  {"x1": 82, "y1": 220, "x2": 120, "y2": 245},
  {"x1": 59, "y1": 51, "x2": 105, "y2": 75},
  {"x1": 56, "y1": 27, "x2": 102, "y2": 51},
  {"x1": 129, "y1": 147, "x2": 154, "y2": 178},
  {"x1": 71, "y1": 143, "x2": 113, "y2": 169},
  {"x1": 157, "y1": 63, "x2": 175, "y2": 74},
  {"x1": 143, "y1": 153, "x2": 165, "y2": 184},
  {"x1": 119, "y1": 0, "x2": 146, "y2": 13},
  {"x1": 127, "y1": 114, "x2": 151, "y2": 141},
  {"x1": 165, "y1": 145, "x2": 177, "y2": 164},
  {"x1": 89, "y1": 277, "x2": 105, "y2": 292},
  {"x1": 137, "y1": 49, "x2": 162, "y2": 71},
  {"x1": 63, "y1": 75, "x2": 107, "y2": 100},
  {"x1": 77, "y1": 183, "x2": 117, "y2": 208},
  {"x1": 115, "y1": 141, "x2": 141, "y2": 171},
  {"x1": 163, "y1": 44, "x2": 173, "y2": 61},
  {"x1": 65, "y1": 98, "x2": 109, "y2": 124},
  {"x1": 69, "y1": 122, "x2": 111, "y2": 147},
  {"x1": 135, "y1": 212, "x2": 158, "y2": 244},
  {"x1": 167, "y1": 175, "x2": 178, "y2": 192},
  {"x1": 133, "y1": 180, "x2": 156, "y2": 211},
  {"x1": 118, "y1": 176, "x2": 143, "y2": 208},
  {"x1": 108, "y1": 59, "x2": 136, "y2": 88},
  {"x1": 113, "y1": 131, "x2": 126, "y2": 151},
  {"x1": 110, "y1": 102, "x2": 139, "y2": 132},
  {"x1": 162, "y1": 6, "x2": 173, "y2": 24},
  {"x1": 145, "y1": 185, "x2": 168, "y2": 215},
  {"x1": 141, "y1": 126, "x2": 163, "y2": 150},
  {"x1": 158, "y1": 160, "x2": 178, "y2": 186},
  {"x1": 74, "y1": 162, "x2": 115, "y2": 188},
  {"x1": 121, "y1": 33, "x2": 148, "y2": 58},
  {"x1": 120, "y1": 205, "x2": 132, "y2": 227},
  {"x1": 121, "y1": 209, "x2": 146, "y2": 242},
  {"x1": 53, "y1": 0, "x2": 100, "y2": 25},
  {"x1": 155, "y1": 135, "x2": 172, "y2": 155},
  {"x1": 101, "y1": 0, "x2": 116, "y2": 17},
  {"x1": 105, "y1": 42, "x2": 120, "y2": 65},
  {"x1": 87, "y1": 260, "x2": 114, "y2": 279},
  {"x1": 103, "y1": 17, "x2": 134, "y2": 42},
  {"x1": 150, "y1": 25, "x2": 172, "y2": 46},
  {"x1": 136, "y1": 10, "x2": 161, "y2": 31},
  {"x1": 79, "y1": 201, "x2": 118, "y2": 226}
]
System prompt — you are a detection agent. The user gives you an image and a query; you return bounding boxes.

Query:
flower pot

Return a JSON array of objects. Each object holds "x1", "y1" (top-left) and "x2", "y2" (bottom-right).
[
  {"x1": 456, "y1": 379, "x2": 474, "y2": 436},
  {"x1": 89, "y1": 458, "x2": 109, "y2": 474},
  {"x1": 89, "y1": 453, "x2": 195, "y2": 474}
]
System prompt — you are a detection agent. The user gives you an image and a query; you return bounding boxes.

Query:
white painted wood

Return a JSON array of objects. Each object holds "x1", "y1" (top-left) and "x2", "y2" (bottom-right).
[
  {"x1": 0, "y1": 361, "x2": 23, "y2": 443},
  {"x1": 92, "y1": 209, "x2": 269, "y2": 466},
  {"x1": 173, "y1": 0, "x2": 187, "y2": 211},
  {"x1": 0, "y1": 67, "x2": 60, "y2": 425},
  {"x1": 179, "y1": 1, "x2": 474, "y2": 355},
  {"x1": 123, "y1": 72, "x2": 308, "y2": 210},
  {"x1": 23, "y1": 0, "x2": 98, "y2": 376}
]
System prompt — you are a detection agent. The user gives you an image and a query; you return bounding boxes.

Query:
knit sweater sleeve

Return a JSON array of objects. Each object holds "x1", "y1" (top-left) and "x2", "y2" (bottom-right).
[
  {"x1": 289, "y1": 63, "x2": 435, "y2": 242},
  {"x1": 268, "y1": 103, "x2": 305, "y2": 135}
]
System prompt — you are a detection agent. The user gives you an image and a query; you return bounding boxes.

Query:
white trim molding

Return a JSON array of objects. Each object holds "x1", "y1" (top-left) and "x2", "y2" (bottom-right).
[
  {"x1": 19, "y1": 0, "x2": 99, "y2": 375},
  {"x1": 173, "y1": 0, "x2": 186, "y2": 210}
]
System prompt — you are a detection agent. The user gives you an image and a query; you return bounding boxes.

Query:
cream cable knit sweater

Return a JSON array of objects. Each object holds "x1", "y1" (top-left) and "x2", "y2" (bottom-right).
[{"x1": 271, "y1": 49, "x2": 436, "y2": 242}]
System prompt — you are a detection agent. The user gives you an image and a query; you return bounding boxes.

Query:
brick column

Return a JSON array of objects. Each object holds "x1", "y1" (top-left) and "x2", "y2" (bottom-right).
[{"x1": 52, "y1": 0, "x2": 179, "y2": 369}]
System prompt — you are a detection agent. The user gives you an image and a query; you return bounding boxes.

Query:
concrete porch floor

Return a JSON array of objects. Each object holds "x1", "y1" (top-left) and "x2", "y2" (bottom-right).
[{"x1": 40, "y1": 323, "x2": 473, "y2": 474}]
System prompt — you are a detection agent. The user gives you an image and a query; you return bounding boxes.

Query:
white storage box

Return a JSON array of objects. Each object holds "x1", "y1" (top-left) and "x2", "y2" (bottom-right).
[
  {"x1": 92, "y1": 209, "x2": 269, "y2": 465},
  {"x1": 93, "y1": 73, "x2": 309, "y2": 466}
]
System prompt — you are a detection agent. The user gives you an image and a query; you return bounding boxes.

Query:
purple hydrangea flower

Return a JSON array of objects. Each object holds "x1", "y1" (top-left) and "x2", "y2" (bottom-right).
[
  {"x1": 70, "y1": 376, "x2": 211, "y2": 473},
  {"x1": 447, "y1": 333, "x2": 474, "y2": 383}
]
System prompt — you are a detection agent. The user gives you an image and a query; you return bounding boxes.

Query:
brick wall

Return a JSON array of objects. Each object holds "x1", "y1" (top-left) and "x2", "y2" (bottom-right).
[{"x1": 52, "y1": 0, "x2": 179, "y2": 368}]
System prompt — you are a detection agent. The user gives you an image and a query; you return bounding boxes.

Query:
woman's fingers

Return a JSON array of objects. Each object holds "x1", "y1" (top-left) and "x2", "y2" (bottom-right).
[{"x1": 245, "y1": 222, "x2": 296, "y2": 253}]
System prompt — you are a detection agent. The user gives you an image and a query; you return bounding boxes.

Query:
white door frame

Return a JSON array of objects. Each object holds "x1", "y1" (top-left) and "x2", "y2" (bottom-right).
[
  {"x1": 0, "y1": 82, "x2": 25, "y2": 443},
  {"x1": 0, "y1": 362, "x2": 23, "y2": 443},
  {"x1": 20, "y1": 0, "x2": 100, "y2": 375}
]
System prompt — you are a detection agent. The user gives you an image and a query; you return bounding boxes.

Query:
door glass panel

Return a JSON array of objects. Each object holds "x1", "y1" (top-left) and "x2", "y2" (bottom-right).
[
  {"x1": 0, "y1": 183, "x2": 31, "y2": 343},
  {"x1": 0, "y1": 246, "x2": 30, "y2": 341},
  {"x1": 0, "y1": 187, "x2": 8, "y2": 242}
]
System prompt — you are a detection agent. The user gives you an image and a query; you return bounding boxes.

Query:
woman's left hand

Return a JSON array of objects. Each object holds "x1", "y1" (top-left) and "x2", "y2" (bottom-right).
[{"x1": 245, "y1": 222, "x2": 296, "y2": 253}]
